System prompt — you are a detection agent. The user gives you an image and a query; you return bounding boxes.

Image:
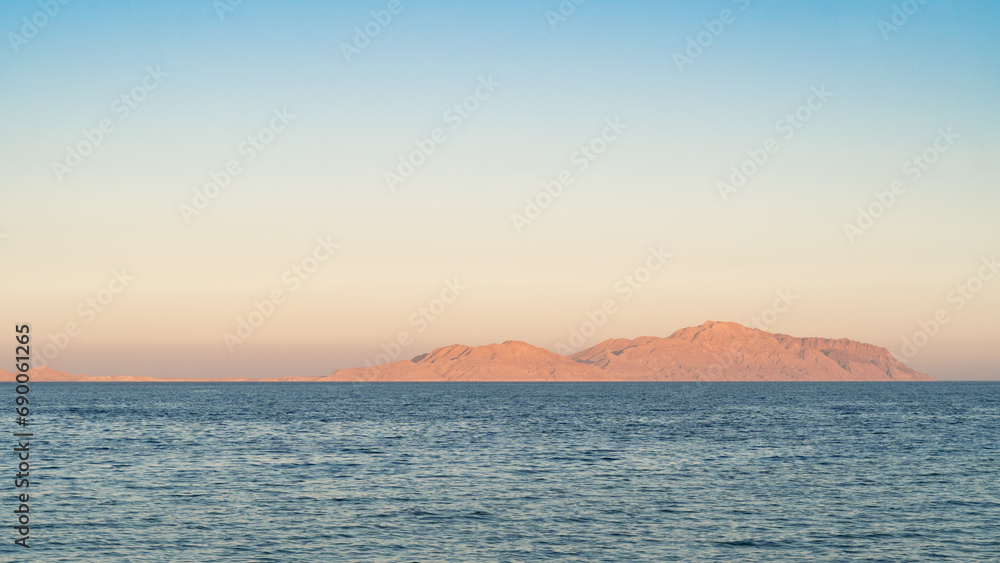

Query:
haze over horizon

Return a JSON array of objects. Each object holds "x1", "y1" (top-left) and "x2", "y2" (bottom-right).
[{"x1": 2, "y1": 1, "x2": 998, "y2": 380}]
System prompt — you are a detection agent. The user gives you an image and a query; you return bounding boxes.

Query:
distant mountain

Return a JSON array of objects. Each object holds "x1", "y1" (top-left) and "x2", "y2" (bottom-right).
[
  {"x1": 569, "y1": 321, "x2": 931, "y2": 381},
  {"x1": 0, "y1": 366, "x2": 162, "y2": 382},
  {"x1": 322, "y1": 321, "x2": 931, "y2": 382},
  {"x1": 1, "y1": 322, "x2": 932, "y2": 382},
  {"x1": 0, "y1": 366, "x2": 287, "y2": 383},
  {"x1": 319, "y1": 341, "x2": 609, "y2": 382}
]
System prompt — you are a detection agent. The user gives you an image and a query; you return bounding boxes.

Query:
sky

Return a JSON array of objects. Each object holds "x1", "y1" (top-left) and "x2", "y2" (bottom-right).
[{"x1": 1, "y1": 0, "x2": 998, "y2": 380}]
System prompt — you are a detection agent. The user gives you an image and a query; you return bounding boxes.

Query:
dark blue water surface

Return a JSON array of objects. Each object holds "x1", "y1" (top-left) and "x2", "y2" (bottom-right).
[{"x1": 5, "y1": 382, "x2": 999, "y2": 562}]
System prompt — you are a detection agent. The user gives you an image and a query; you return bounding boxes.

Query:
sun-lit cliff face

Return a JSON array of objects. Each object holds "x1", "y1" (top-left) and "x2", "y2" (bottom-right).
[
  {"x1": 569, "y1": 321, "x2": 932, "y2": 381},
  {"x1": 3, "y1": 322, "x2": 933, "y2": 382}
]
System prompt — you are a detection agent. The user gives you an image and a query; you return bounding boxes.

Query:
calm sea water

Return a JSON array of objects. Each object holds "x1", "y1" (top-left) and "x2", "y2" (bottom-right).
[{"x1": 5, "y1": 382, "x2": 999, "y2": 562}]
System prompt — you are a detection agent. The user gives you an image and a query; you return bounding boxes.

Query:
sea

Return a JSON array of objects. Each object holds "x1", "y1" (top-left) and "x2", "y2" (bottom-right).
[{"x1": 5, "y1": 382, "x2": 999, "y2": 562}]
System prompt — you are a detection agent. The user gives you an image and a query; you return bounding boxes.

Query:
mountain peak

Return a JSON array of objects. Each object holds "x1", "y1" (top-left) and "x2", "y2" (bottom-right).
[
  {"x1": 571, "y1": 322, "x2": 930, "y2": 382},
  {"x1": 666, "y1": 320, "x2": 757, "y2": 343}
]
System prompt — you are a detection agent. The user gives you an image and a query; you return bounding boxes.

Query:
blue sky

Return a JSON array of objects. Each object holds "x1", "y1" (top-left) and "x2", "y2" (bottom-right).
[{"x1": 1, "y1": 0, "x2": 998, "y2": 379}]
